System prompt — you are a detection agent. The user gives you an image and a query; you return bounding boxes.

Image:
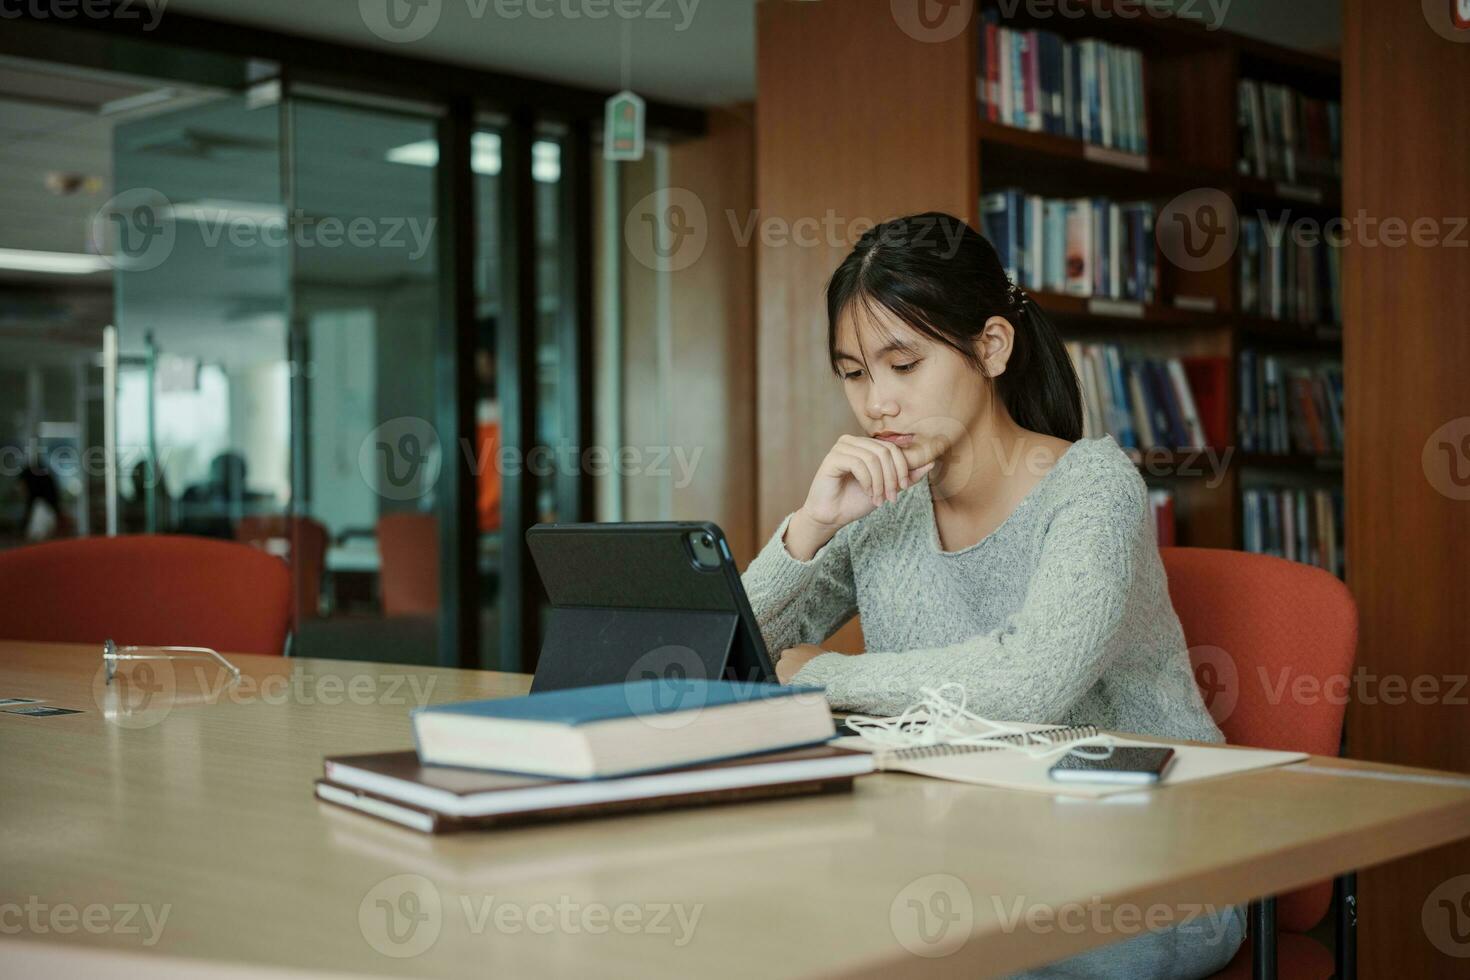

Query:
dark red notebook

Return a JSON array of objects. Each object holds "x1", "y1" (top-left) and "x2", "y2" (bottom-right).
[{"x1": 315, "y1": 744, "x2": 874, "y2": 834}]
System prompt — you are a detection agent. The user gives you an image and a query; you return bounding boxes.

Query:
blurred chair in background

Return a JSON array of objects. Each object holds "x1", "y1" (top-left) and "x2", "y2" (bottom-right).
[
  {"x1": 376, "y1": 513, "x2": 439, "y2": 617},
  {"x1": 0, "y1": 535, "x2": 291, "y2": 655},
  {"x1": 236, "y1": 515, "x2": 328, "y2": 627}
]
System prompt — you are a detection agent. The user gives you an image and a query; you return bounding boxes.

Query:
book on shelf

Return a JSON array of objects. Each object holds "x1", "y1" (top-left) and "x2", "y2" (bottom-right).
[
  {"x1": 977, "y1": 12, "x2": 1148, "y2": 154},
  {"x1": 1239, "y1": 214, "x2": 1343, "y2": 325},
  {"x1": 982, "y1": 189, "x2": 1157, "y2": 302},
  {"x1": 1243, "y1": 486, "x2": 1344, "y2": 578},
  {"x1": 1237, "y1": 78, "x2": 1341, "y2": 184},
  {"x1": 1148, "y1": 488, "x2": 1177, "y2": 547},
  {"x1": 1238, "y1": 350, "x2": 1344, "y2": 455},
  {"x1": 1065, "y1": 343, "x2": 1226, "y2": 454},
  {"x1": 1180, "y1": 356, "x2": 1232, "y2": 450}
]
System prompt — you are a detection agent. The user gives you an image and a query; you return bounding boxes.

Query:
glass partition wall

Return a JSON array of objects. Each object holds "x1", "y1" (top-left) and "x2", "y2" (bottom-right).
[
  {"x1": 106, "y1": 86, "x2": 454, "y2": 664},
  {"x1": 0, "y1": 11, "x2": 646, "y2": 669}
]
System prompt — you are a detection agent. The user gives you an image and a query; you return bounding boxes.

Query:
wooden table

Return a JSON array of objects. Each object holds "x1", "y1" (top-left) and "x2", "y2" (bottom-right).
[{"x1": 3, "y1": 641, "x2": 1470, "y2": 978}]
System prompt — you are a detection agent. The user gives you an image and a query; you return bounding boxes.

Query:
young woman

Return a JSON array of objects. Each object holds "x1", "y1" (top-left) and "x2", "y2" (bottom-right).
[{"x1": 741, "y1": 212, "x2": 1244, "y2": 979}]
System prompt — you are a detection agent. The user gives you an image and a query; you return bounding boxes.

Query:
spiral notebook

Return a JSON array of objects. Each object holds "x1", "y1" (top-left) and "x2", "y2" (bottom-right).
[{"x1": 834, "y1": 722, "x2": 1308, "y2": 798}]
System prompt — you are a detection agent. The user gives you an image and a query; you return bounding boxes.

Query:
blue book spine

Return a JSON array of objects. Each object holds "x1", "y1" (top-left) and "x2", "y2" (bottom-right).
[
  {"x1": 1013, "y1": 190, "x2": 1028, "y2": 287},
  {"x1": 1104, "y1": 345, "x2": 1137, "y2": 450},
  {"x1": 1042, "y1": 32, "x2": 1061, "y2": 135},
  {"x1": 1093, "y1": 199, "x2": 1108, "y2": 297},
  {"x1": 1150, "y1": 360, "x2": 1191, "y2": 449},
  {"x1": 981, "y1": 194, "x2": 1006, "y2": 278},
  {"x1": 1045, "y1": 199, "x2": 1066, "y2": 291},
  {"x1": 1012, "y1": 31, "x2": 1027, "y2": 128},
  {"x1": 1068, "y1": 42, "x2": 1081, "y2": 139}
]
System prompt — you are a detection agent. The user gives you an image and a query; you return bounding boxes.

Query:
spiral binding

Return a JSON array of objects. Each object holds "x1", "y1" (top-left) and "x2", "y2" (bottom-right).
[{"x1": 874, "y1": 724, "x2": 1101, "y2": 769}]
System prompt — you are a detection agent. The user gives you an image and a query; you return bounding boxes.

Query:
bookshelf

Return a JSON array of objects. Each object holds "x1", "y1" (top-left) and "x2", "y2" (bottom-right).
[
  {"x1": 971, "y1": 1, "x2": 1344, "y2": 575},
  {"x1": 755, "y1": 0, "x2": 1346, "y2": 597}
]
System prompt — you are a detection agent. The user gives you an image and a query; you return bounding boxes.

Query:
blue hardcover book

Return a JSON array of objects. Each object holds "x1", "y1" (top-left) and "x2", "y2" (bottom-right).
[
  {"x1": 412, "y1": 679, "x2": 837, "y2": 779},
  {"x1": 1102, "y1": 345, "x2": 1138, "y2": 450},
  {"x1": 1137, "y1": 359, "x2": 1171, "y2": 450},
  {"x1": 1148, "y1": 360, "x2": 1191, "y2": 449},
  {"x1": 1040, "y1": 31, "x2": 1062, "y2": 135},
  {"x1": 1067, "y1": 41, "x2": 1081, "y2": 140},
  {"x1": 1014, "y1": 190, "x2": 1030, "y2": 286},
  {"x1": 1092, "y1": 198, "x2": 1108, "y2": 298},
  {"x1": 1044, "y1": 198, "x2": 1067, "y2": 291},
  {"x1": 1012, "y1": 30, "x2": 1027, "y2": 128},
  {"x1": 981, "y1": 191, "x2": 1018, "y2": 282}
]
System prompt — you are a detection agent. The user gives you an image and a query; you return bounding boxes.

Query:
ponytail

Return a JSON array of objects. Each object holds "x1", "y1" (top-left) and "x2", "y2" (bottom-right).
[{"x1": 997, "y1": 289, "x2": 1083, "y2": 441}]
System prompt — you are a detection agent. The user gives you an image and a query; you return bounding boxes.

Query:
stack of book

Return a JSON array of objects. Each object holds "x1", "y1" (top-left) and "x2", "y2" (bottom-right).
[
  {"x1": 1237, "y1": 79, "x2": 1342, "y2": 183},
  {"x1": 1238, "y1": 351, "x2": 1344, "y2": 456},
  {"x1": 983, "y1": 190, "x2": 1157, "y2": 302},
  {"x1": 1240, "y1": 214, "x2": 1343, "y2": 325},
  {"x1": 1243, "y1": 486, "x2": 1344, "y2": 578},
  {"x1": 1064, "y1": 344, "x2": 1229, "y2": 453},
  {"x1": 314, "y1": 679, "x2": 872, "y2": 833},
  {"x1": 978, "y1": 14, "x2": 1149, "y2": 154}
]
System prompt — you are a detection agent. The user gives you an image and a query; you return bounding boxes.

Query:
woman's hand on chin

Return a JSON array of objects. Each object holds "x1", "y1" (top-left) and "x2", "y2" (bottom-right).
[{"x1": 775, "y1": 643, "x2": 828, "y2": 683}]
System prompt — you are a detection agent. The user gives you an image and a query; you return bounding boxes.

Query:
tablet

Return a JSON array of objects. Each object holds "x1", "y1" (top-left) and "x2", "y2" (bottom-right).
[{"x1": 525, "y1": 521, "x2": 779, "y2": 693}]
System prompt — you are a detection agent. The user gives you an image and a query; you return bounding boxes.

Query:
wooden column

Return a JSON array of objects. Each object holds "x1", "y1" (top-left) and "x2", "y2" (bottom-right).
[
  {"x1": 668, "y1": 105, "x2": 760, "y2": 565},
  {"x1": 754, "y1": 0, "x2": 977, "y2": 646},
  {"x1": 1343, "y1": 2, "x2": 1470, "y2": 976}
]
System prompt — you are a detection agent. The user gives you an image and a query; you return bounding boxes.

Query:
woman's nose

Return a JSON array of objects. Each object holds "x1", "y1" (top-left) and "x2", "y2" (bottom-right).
[{"x1": 867, "y1": 395, "x2": 898, "y2": 418}]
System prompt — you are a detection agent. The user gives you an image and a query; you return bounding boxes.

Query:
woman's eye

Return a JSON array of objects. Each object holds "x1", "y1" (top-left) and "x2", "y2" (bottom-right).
[
  {"x1": 893, "y1": 361, "x2": 920, "y2": 373},
  {"x1": 842, "y1": 370, "x2": 865, "y2": 381}
]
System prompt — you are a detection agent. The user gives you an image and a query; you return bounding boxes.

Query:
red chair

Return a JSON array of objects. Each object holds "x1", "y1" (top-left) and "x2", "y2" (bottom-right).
[
  {"x1": 0, "y1": 535, "x2": 291, "y2": 655},
  {"x1": 1161, "y1": 547, "x2": 1359, "y2": 980},
  {"x1": 376, "y1": 513, "x2": 439, "y2": 617},
  {"x1": 235, "y1": 515, "x2": 328, "y2": 625}
]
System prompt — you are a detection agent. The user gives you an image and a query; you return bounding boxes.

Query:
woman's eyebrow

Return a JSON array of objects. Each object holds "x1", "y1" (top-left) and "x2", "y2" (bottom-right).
[{"x1": 834, "y1": 341, "x2": 917, "y2": 363}]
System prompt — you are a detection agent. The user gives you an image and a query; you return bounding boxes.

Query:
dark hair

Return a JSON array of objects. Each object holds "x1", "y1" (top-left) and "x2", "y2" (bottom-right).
[{"x1": 825, "y1": 211, "x2": 1082, "y2": 441}]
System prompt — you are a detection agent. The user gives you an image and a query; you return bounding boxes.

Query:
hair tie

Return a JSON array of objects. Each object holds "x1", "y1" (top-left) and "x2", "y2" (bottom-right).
[{"x1": 1006, "y1": 280, "x2": 1027, "y2": 312}]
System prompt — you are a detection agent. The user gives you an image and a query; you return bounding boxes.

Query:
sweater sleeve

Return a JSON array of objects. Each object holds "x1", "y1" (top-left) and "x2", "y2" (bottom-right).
[
  {"x1": 740, "y1": 511, "x2": 859, "y2": 659},
  {"x1": 790, "y1": 478, "x2": 1146, "y2": 720}
]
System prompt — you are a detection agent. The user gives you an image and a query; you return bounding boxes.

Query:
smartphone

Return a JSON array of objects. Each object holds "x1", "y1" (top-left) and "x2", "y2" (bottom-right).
[{"x1": 1048, "y1": 747, "x2": 1177, "y2": 785}]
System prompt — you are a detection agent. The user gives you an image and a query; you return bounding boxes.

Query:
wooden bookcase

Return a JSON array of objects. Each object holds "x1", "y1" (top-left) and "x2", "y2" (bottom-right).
[
  {"x1": 755, "y1": 0, "x2": 1344, "y2": 584},
  {"x1": 970, "y1": 2, "x2": 1343, "y2": 560}
]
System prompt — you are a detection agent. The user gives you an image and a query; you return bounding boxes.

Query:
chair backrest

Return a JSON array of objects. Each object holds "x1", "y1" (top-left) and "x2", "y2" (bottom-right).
[
  {"x1": 0, "y1": 535, "x2": 291, "y2": 655},
  {"x1": 376, "y1": 513, "x2": 439, "y2": 617},
  {"x1": 235, "y1": 515, "x2": 328, "y2": 622},
  {"x1": 1161, "y1": 546, "x2": 1358, "y2": 932}
]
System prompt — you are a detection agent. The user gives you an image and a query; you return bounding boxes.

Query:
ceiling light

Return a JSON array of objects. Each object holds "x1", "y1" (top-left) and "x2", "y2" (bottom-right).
[
  {"x1": 385, "y1": 133, "x2": 560, "y2": 182},
  {"x1": 165, "y1": 200, "x2": 287, "y2": 224},
  {"x1": 0, "y1": 248, "x2": 111, "y2": 275}
]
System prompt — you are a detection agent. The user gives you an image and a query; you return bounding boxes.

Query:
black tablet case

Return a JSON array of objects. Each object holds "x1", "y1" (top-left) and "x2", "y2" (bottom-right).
[{"x1": 526, "y1": 522, "x2": 777, "y2": 693}]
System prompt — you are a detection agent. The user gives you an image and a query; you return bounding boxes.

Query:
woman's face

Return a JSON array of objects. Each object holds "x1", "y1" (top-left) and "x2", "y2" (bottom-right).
[{"x1": 832, "y1": 302, "x2": 1014, "y2": 472}]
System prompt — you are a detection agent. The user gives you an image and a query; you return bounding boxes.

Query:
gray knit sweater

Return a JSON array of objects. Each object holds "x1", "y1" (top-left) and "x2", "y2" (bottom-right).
[{"x1": 741, "y1": 434, "x2": 1225, "y2": 743}]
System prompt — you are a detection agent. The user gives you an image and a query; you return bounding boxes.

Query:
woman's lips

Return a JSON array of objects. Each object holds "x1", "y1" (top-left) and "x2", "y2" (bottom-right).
[{"x1": 874, "y1": 432, "x2": 915, "y2": 447}]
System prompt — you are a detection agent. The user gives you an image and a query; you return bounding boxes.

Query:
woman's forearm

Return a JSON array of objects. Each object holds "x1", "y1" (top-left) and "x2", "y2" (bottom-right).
[{"x1": 782, "y1": 508, "x2": 839, "y2": 562}]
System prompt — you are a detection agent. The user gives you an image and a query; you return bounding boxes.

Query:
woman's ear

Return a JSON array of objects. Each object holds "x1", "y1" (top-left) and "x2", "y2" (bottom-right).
[{"x1": 976, "y1": 316, "x2": 1016, "y2": 376}]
